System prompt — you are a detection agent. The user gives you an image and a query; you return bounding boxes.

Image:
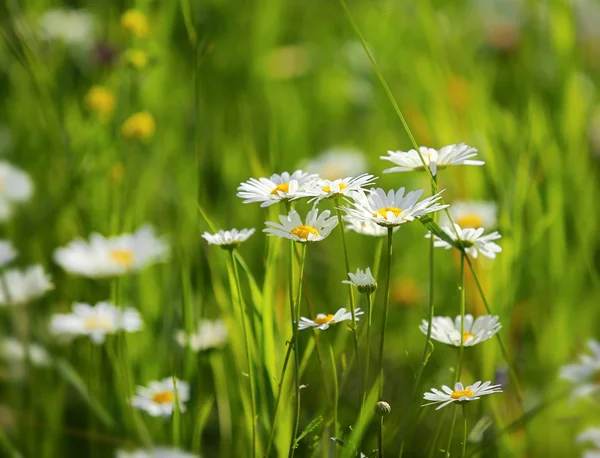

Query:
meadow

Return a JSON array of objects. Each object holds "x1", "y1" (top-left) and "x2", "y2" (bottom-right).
[{"x1": 0, "y1": 0, "x2": 600, "y2": 457}]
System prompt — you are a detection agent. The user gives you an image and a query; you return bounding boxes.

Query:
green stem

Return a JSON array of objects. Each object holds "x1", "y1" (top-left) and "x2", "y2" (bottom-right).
[
  {"x1": 378, "y1": 416, "x2": 385, "y2": 458},
  {"x1": 328, "y1": 334, "x2": 339, "y2": 458},
  {"x1": 334, "y1": 200, "x2": 362, "y2": 403},
  {"x1": 427, "y1": 409, "x2": 448, "y2": 458},
  {"x1": 378, "y1": 228, "x2": 394, "y2": 399},
  {"x1": 230, "y1": 251, "x2": 257, "y2": 458},
  {"x1": 461, "y1": 405, "x2": 467, "y2": 458},
  {"x1": 362, "y1": 293, "x2": 373, "y2": 410},
  {"x1": 457, "y1": 253, "x2": 466, "y2": 381},
  {"x1": 445, "y1": 405, "x2": 459, "y2": 458}
]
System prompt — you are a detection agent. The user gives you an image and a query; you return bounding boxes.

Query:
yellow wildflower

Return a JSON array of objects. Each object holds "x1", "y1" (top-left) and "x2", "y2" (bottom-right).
[
  {"x1": 85, "y1": 86, "x2": 116, "y2": 120},
  {"x1": 125, "y1": 49, "x2": 148, "y2": 69},
  {"x1": 121, "y1": 112, "x2": 155, "y2": 141},
  {"x1": 121, "y1": 9, "x2": 149, "y2": 39}
]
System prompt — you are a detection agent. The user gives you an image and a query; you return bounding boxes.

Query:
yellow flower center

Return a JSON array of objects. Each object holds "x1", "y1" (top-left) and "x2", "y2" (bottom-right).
[
  {"x1": 270, "y1": 183, "x2": 289, "y2": 195},
  {"x1": 152, "y1": 391, "x2": 174, "y2": 404},
  {"x1": 121, "y1": 112, "x2": 156, "y2": 141},
  {"x1": 456, "y1": 213, "x2": 484, "y2": 228},
  {"x1": 85, "y1": 86, "x2": 116, "y2": 120},
  {"x1": 84, "y1": 316, "x2": 112, "y2": 330},
  {"x1": 314, "y1": 314, "x2": 335, "y2": 325},
  {"x1": 110, "y1": 249, "x2": 134, "y2": 267},
  {"x1": 375, "y1": 207, "x2": 402, "y2": 220},
  {"x1": 290, "y1": 225, "x2": 319, "y2": 240},
  {"x1": 322, "y1": 183, "x2": 347, "y2": 193},
  {"x1": 450, "y1": 388, "x2": 474, "y2": 399},
  {"x1": 463, "y1": 331, "x2": 475, "y2": 342},
  {"x1": 121, "y1": 9, "x2": 149, "y2": 38}
]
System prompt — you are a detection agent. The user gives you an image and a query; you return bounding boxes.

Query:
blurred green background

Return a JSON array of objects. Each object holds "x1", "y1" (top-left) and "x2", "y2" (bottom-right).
[{"x1": 1, "y1": 0, "x2": 599, "y2": 456}]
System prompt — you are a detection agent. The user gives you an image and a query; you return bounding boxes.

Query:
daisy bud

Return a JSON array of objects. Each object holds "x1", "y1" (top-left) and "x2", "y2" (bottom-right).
[
  {"x1": 375, "y1": 400, "x2": 391, "y2": 417},
  {"x1": 343, "y1": 268, "x2": 377, "y2": 295}
]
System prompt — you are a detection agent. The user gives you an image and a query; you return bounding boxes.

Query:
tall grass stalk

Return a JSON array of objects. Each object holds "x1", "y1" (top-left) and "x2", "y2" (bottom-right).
[
  {"x1": 362, "y1": 292, "x2": 373, "y2": 410},
  {"x1": 378, "y1": 228, "x2": 394, "y2": 400}
]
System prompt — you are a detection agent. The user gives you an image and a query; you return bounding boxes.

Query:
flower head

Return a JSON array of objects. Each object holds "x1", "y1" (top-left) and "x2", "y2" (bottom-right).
[
  {"x1": 125, "y1": 49, "x2": 149, "y2": 69},
  {"x1": 85, "y1": 86, "x2": 116, "y2": 120},
  {"x1": 304, "y1": 149, "x2": 367, "y2": 181},
  {"x1": 578, "y1": 427, "x2": 600, "y2": 457},
  {"x1": 176, "y1": 319, "x2": 228, "y2": 352},
  {"x1": 343, "y1": 268, "x2": 377, "y2": 294},
  {"x1": 121, "y1": 9, "x2": 149, "y2": 38},
  {"x1": 381, "y1": 143, "x2": 484, "y2": 176},
  {"x1": 53, "y1": 225, "x2": 169, "y2": 278},
  {"x1": 0, "y1": 161, "x2": 34, "y2": 221},
  {"x1": 0, "y1": 240, "x2": 17, "y2": 266},
  {"x1": 560, "y1": 340, "x2": 600, "y2": 399},
  {"x1": 39, "y1": 8, "x2": 96, "y2": 47},
  {"x1": 117, "y1": 448, "x2": 199, "y2": 458},
  {"x1": 419, "y1": 314, "x2": 501, "y2": 347},
  {"x1": 264, "y1": 208, "x2": 338, "y2": 243},
  {"x1": 0, "y1": 265, "x2": 52, "y2": 305},
  {"x1": 237, "y1": 170, "x2": 317, "y2": 207},
  {"x1": 1, "y1": 337, "x2": 51, "y2": 367},
  {"x1": 132, "y1": 377, "x2": 189, "y2": 417},
  {"x1": 422, "y1": 381, "x2": 503, "y2": 410},
  {"x1": 426, "y1": 223, "x2": 502, "y2": 259},
  {"x1": 50, "y1": 301, "x2": 143, "y2": 344},
  {"x1": 201, "y1": 228, "x2": 255, "y2": 250},
  {"x1": 298, "y1": 307, "x2": 364, "y2": 331},
  {"x1": 343, "y1": 187, "x2": 448, "y2": 228},
  {"x1": 445, "y1": 201, "x2": 498, "y2": 229},
  {"x1": 121, "y1": 112, "x2": 156, "y2": 141},
  {"x1": 298, "y1": 174, "x2": 377, "y2": 203}
]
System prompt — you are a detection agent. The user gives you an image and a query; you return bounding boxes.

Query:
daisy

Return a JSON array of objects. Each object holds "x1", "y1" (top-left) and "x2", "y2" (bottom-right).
[
  {"x1": 419, "y1": 314, "x2": 501, "y2": 347},
  {"x1": 49, "y1": 301, "x2": 143, "y2": 344},
  {"x1": 39, "y1": 8, "x2": 96, "y2": 48},
  {"x1": 560, "y1": 340, "x2": 600, "y2": 399},
  {"x1": 343, "y1": 267, "x2": 377, "y2": 294},
  {"x1": 425, "y1": 223, "x2": 502, "y2": 259},
  {"x1": 132, "y1": 377, "x2": 190, "y2": 417},
  {"x1": 343, "y1": 187, "x2": 448, "y2": 228},
  {"x1": 381, "y1": 143, "x2": 484, "y2": 176},
  {"x1": 345, "y1": 217, "x2": 400, "y2": 237},
  {"x1": 264, "y1": 208, "x2": 338, "y2": 243},
  {"x1": 578, "y1": 427, "x2": 600, "y2": 458},
  {"x1": 0, "y1": 265, "x2": 53, "y2": 306},
  {"x1": 237, "y1": 170, "x2": 318, "y2": 207},
  {"x1": 297, "y1": 174, "x2": 378, "y2": 203},
  {"x1": 0, "y1": 161, "x2": 34, "y2": 221},
  {"x1": 422, "y1": 381, "x2": 503, "y2": 410},
  {"x1": 117, "y1": 448, "x2": 199, "y2": 458},
  {"x1": 1, "y1": 337, "x2": 51, "y2": 367},
  {"x1": 0, "y1": 240, "x2": 17, "y2": 266},
  {"x1": 304, "y1": 149, "x2": 367, "y2": 181},
  {"x1": 201, "y1": 228, "x2": 255, "y2": 250},
  {"x1": 444, "y1": 201, "x2": 498, "y2": 229},
  {"x1": 53, "y1": 225, "x2": 169, "y2": 278},
  {"x1": 298, "y1": 307, "x2": 364, "y2": 331},
  {"x1": 176, "y1": 319, "x2": 228, "y2": 352}
]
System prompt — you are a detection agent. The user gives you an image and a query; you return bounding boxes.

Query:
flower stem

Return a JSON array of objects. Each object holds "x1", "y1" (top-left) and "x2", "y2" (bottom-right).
[
  {"x1": 457, "y1": 252, "x2": 466, "y2": 381},
  {"x1": 362, "y1": 292, "x2": 373, "y2": 410},
  {"x1": 334, "y1": 199, "x2": 362, "y2": 403},
  {"x1": 328, "y1": 333, "x2": 339, "y2": 458},
  {"x1": 230, "y1": 251, "x2": 257, "y2": 458},
  {"x1": 461, "y1": 405, "x2": 467, "y2": 458},
  {"x1": 378, "y1": 227, "x2": 394, "y2": 399},
  {"x1": 378, "y1": 416, "x2": 385, "y2": 458},
  {"x1": 445, "y1": 405, "x2": 459, "y2": 458}
]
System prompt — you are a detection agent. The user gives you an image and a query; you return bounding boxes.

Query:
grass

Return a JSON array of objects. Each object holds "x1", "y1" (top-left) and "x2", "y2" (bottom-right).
[{"x1": 1, "y1": 0, "x2": 599, "y2": 457}]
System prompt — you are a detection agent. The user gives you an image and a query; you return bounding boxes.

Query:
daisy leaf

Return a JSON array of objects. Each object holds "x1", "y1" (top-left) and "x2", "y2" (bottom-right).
[{"x1": 293, "y1": 415, "x2": 323, "y2": 449}]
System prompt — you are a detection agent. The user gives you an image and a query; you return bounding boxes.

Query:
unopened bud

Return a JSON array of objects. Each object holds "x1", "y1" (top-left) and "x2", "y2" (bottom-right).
[{"x1": 375, "y1": 400, "x2": 391, "y2": 417}]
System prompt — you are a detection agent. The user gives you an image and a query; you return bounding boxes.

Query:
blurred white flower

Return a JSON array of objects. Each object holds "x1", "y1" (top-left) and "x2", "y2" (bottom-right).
[
  {"x1": 560, "y1": 340, "x2": 600, "y2": 399},
  {"x1": 49, "y1": 302, "x2": 143, "y2": 344},
  {"x1": 237, "y1": 171, "x2": 317, "y2": 207},
  {"x1": 304, "y1": 149, "x2": 367, "y2": 181},
  {"x1": 381, "y1": 143, "x2": 484, "y2": 176},
  {"x1": 1, "y1": 337, "x2": 51, "y2": 367},
  {"x1": 298, "y1": 307, "x2": 364, "y2": 331},
  {"x1": 53, "y1": 225, "x2": 169, "y2": 278},
  {"x1": 423, "y1": 381, "x2": 503, "y2": 410},
  {"x1": 201, "y1": 228, "x2": 255, "y2": 250},
  {"x1": 176, "y1": 319, "x2": 228, "y2": 352},
  {"x1": 578, "y1": 427, "x2": 600, "y2": 458},
  {"x1": 132, "y1": 377, "x2": 190, "y2": 417},
  {"x1": 419, "y1": 314, "x2": 501, "y2": 347},
  {"x1": 297, "y1": 174, "x2": 377, "y2": 204},
  {"x1": 0, "y1": 161, "x2": 34, "y2": 222},
  {"x1": 39, "y1": 8, "x2": 96, "y2": 48},
  {"x1": 0, "y1": 240, "x2": 17, "y2": 266},
  {"x1": 343, "y1": 268, "x2": 377, "y2": 294},
  {"x1": 264, "y1": 208, "x2": 338, "y2": 243},
  {"x1": 117, "y1": 448, "x2": 199, "y2": 458},
  {"x1": 344, "y1": 217, "x2": 399, "y2": 237},
  {"x1": 343, "y1": 188, "x2": 448, "y2": 228},
  {"x1": 445, "y1": 201, "x2": 498, "y2": 229},
  {"x1": 426, "y1": 223, "x2": 502, "y2": 259},
  {"x1": 0, "y1": 265, "x2": 52, "y2": 305}
]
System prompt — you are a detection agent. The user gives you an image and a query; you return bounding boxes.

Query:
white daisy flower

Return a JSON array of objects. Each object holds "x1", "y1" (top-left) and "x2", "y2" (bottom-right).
[
  {"x1": 0, "y1": 240, "x2": 17, "y2": 266},
  {"x1": 444, "y1": 201, "x2": 498, "y2": 229},
  {"x1": 560, "y1": 340, "x2": 600, "y2": 399},
  {"x1": 422, "y1": 381, "x2": 503, "y2": 410},
  {"x1": 297, "y1": 174, "x2": 378, "y2": 203},
  {"x1": 425, "y1": 223, "x2": 502, "y2": 259},
  {"x1": 344, "y1": 217, "x2": 400, "y2": 237},
  {"x1": 0, "y1": 161, "x2": 34, "y2": 221},
  {"x1": 53, "y1": 225, "x2": 169, "y2": 278},
  {"x1": 237, "y1": 170, "x2": 318, "y2": 207},
  {"x1": 132, "y1": 377, "x2": 190, "y2": 417},
  {"x1": 298, "y1": 307, "x2": 364, "y2": 331},
  {"x1": 419, "y1": 314, "x2": 501, "y2": 347},
  {"x1": 176, "y1": 319, "x2": 228, "y2": 352},
  {"x1": 343, "y1": 187, "x2": 448, "y2": 228},
  {"x1": 39, "y1": 8, "x2": 96, "y2": 48},
  {"x1": 49, "y1": 301, "x2": 143, "y2": 344},
  {"x1": 304, "y1": 149, "x2": 367, "y2": 181},
  {"x1": 381, "y1": 143, "x2": 484, "y2": 176},
  {"x1": 201, "y1": 228, "x2": 255, "y2": 250},
  {"x1": 0, "y1": 265, "x2": 53, "y2": 306},
  {"x1": 1, "y1": 337, "x2": 51, "y2": 367},
  {"x1": 264, "y1": 208, "x2": 338, "y2": 243},
  {"x1": 117, "y1": 447, "x2": 199, "y2": 458},
  {"x1": 578, "y1": 427, "x2": 600, "y2": 458},
  {"x1": 342, "y1": 267, "x2": 377, "y2": 294}
]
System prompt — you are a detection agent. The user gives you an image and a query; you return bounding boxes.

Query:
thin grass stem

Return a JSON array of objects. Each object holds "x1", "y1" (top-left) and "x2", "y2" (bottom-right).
[
  {"x1": 328, "y1": 333, "x2": 339, "y2": 458},
  {"x1": 461, "y1": 405, "x2": 467, "y2": 458},
  {"x1": 445, "y1": 405, "x2": 459, "y2": 458},
  {"x1": 362, "y1": 292, "x2": 373, "y2": 410}
]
